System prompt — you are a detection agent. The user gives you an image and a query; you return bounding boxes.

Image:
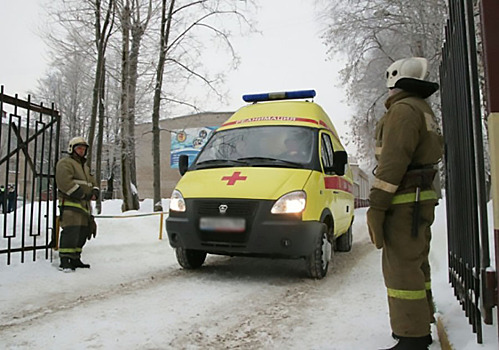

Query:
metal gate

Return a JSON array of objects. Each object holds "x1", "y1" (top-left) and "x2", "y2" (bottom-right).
[
  {"x1": 0, "y1": 86, "x2": 60, "y2": 265},
  {"x1": 440, "y1": 0, "x2": 497, "y2": 344}
]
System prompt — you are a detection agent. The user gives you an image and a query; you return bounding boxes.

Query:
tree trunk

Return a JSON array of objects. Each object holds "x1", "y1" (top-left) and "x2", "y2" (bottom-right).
[
  {"x1": 128, "y1": 14, "x2": 148, "y2": 192},
  {"x1": 87, "y1": 0, "x2": 115, "y2": 170},
  {"x1": 120, "y1": 1, "x2": 138, "y2": 212},
  {"x1": 95, "y1": 57, "x2": 106, "y2": 214},
  {"x1": 87, "y1": 1, "x2": 104, "y2": 169},
  {"x1": 152, "y1": 0, "x2": 175, "y2": 212},
  {"x1": 128, "y1": 34, "x2": 139, "y2": 188}
]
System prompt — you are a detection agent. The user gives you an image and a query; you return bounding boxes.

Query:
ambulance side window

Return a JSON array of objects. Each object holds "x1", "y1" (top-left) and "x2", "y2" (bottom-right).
[{"x1": 321, "y1": 133, "x2": 334, "y2": 175}]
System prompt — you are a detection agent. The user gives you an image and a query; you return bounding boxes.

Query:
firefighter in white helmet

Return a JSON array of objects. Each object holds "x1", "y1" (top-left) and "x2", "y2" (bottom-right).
[
  {"x1": 55, "y1": 137, "x2": 99, "y2": 272},
  {"x1": 367, "y1": 57, "x2": 443, "y2": 350}
]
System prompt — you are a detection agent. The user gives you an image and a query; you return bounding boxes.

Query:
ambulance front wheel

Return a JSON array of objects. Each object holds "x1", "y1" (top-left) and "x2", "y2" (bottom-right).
[
  {"x1": 175, "y1": 247, "x2": 207, "y2": 269},
  {"x1": 306, "y1": 224, "x2": 332, "y2": 279}
]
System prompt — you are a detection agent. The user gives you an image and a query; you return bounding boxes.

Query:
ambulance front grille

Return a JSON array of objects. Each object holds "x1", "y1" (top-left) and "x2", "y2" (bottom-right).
[
  {"x1": 195, "y1": 200, "x2": 259, "y2": 245},
  {"x1": 196, "y1": 201, "x2": 258, "y2": 217}
]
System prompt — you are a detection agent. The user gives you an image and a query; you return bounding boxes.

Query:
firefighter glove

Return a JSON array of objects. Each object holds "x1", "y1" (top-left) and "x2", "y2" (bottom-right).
[
  {"x1": 91, "y1": 188, "x2": 100, "y2": 200},
  {"x1": 367, "y1": 208, "x2": 385, "y2": 249},
  {"x1": 83, "y1": 189, "x2": 94, "y2": 200},
  {"x1": 88, "y1": 215, "x2": 97, "y2": 240}
]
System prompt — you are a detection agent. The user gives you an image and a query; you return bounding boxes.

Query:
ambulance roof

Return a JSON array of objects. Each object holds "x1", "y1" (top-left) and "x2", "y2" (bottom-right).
[{"x1": 218, "y1": 91, "x2": 339, "y2": 138}]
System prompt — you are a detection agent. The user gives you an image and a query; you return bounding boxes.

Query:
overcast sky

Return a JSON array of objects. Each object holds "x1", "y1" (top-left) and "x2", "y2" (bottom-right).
[
  {"x1": 0, "y1": 0, "x2": 47, "y2": 97},
  {"x1": 0, "y1": 0, "x2": 355, "y2": 152}
]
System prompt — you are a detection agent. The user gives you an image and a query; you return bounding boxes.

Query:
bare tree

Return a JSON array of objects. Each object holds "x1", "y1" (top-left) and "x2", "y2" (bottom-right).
[
  {"x1": 87, "y1": 0, "x2": 116, "y2": 168},
  {"x1": 40, "y1": 0, "x2": 117, "y2": 211},
  {"x1": 151, "y1": 0, "x2": 174, "y2": 212},
  {"x1": 151, "y1": 0, "x2": 255, "y2": 211},
  {"x1": 128, "y1": 0, "x2": 154, "y2": 187},
  {"x1": 94, "y1": 57, "x2": 107, "y2": 213},
  {"x1": 87, "y1": 0, "x2": 116, "y2": 167},
  {"x1": 34, "y1": 47, "x2": 94, "y2": 145},
  {"x1": 84, "y1": 0, "x2": 117, "y2": 213},
  {"x1": 316, "y1": 0, "x2": 447, "y2": 169},
  {"x1": 118, "y1": 0, "x2": 137, "y2": 211},
  {"x1": 116, "y1": 0, "x2": 155, "y2": 211},
  {"x1": 38, "y1": 0, "x2": 255, "y2": 210}
]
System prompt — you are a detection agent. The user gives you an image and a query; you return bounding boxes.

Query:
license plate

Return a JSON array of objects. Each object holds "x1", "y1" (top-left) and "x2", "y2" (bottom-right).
[{"x1": 199, "y1": 217, "x2": 245, "y2": 232}]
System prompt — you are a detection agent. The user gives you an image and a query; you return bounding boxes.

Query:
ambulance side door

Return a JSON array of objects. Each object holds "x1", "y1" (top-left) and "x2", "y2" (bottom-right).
[{"x1": 320, "y1": 131, "x2": 348, "y2": 233}]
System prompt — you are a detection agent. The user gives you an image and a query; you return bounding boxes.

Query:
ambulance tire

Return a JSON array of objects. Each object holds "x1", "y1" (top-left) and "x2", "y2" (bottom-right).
[
  {"x1": 306, "y1": 224, "x2": 332, "y2": 279},
  {"x1": 335, "y1": 224, "x2": 353, "y2": 252},
  {"x1": 175, "y1": 248, "x2": 207, "y2": 269}
]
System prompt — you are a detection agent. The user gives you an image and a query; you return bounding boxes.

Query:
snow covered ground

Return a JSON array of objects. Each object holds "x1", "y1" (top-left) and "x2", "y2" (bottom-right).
[{"x1": 0, "y1": 198, "x2": 497, "y2": 349}]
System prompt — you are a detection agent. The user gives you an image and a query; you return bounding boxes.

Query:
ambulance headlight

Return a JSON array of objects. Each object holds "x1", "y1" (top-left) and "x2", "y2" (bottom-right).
[
  {"x1": 271, "y1": 191, "x2": 306, "y2": 214},
  {"x1": 169, "y1": 190, "x2": 186, "y2": 212}
]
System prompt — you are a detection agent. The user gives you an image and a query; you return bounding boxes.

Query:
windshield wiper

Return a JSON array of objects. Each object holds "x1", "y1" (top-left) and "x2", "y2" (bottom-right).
[
  {"x1": 195, "y1": 159, "x2": 247, "y2": 169},
  {"x1": 236, "y1": 157, "x2": 304, "y2": 168}
]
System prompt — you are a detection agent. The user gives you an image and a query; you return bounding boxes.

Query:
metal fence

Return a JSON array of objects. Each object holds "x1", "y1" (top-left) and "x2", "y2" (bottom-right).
[
  {"x1": 0, "y1": 87, "x2": 60, "y2": 265},
  {"x1": 440, "y1": 0, "x2": 494, "y2": 344}
]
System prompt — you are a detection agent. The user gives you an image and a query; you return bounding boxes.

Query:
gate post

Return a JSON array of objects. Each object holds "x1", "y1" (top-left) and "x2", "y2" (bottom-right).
[
  {"x1": 480, "y1": 0, "x2": 499, "y2": 336},
  {"x1": 488, "y1": 111, "x2": 499, "y2": 332}
]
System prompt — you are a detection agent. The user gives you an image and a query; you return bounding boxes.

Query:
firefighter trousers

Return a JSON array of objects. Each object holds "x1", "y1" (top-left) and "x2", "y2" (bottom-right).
[
  {"x1": 59, "y1": 225, "x2": 90, "y2": 259},
  {"x1": 382, "y1": 200, "x2": 437, "y2": 337}
]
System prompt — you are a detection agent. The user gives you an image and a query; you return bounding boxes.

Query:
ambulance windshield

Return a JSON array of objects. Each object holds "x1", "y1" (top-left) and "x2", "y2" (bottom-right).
[{"x1": 195, "y1": 126, "x2": 314, "y2": 169}]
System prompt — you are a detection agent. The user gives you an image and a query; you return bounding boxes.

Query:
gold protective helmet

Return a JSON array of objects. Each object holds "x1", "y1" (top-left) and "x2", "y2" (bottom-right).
[
  {"x1": 68, "y1": 136, "x2": 89, "y2": 154},
  {"x1": 385, "y1": 57, "x2": 439, "y2": 98}
]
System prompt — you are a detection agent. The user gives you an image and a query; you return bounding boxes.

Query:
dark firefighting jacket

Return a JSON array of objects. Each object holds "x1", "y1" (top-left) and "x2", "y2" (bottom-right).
[
  {"x1": 370, "y1": 91, "x2": 444, "y2": 210},
  {"x1": 56, "y1": 154, "x2": 98, "y2": 227}
]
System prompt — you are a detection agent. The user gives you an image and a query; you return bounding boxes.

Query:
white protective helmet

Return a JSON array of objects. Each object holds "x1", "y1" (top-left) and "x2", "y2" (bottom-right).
[
  {"x1": 386, "y1": 57, "x2": 428, "y2": 88},
  {"x1": 385, "y1": 57, "x2": 439, "y2": 98},
  {"x1": 68, "y1": 136, "x2": 89, "y2": 154}
]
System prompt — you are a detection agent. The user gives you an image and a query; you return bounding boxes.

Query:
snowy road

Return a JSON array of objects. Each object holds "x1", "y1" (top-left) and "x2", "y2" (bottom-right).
[{"x1": 1, "y1": 203, "x2": 497, "y2": 349}]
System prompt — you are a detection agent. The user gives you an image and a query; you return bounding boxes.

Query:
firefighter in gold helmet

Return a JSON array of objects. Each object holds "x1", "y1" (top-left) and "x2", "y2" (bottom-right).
[
  {"x1": 55, "y1": 137, "x2": 99, "y2": 271},
  {"x1": 367, "y1": 58, "x2": 444, "y2": 350}
]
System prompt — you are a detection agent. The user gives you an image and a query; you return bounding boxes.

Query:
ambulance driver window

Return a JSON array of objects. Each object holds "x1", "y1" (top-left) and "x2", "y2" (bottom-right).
[
  {"x1": 321, "y1": 133, "x2": 334, "y2": 174},
  {"x1": 277, "y1": 127, "x2": 313, "y2": 163}
]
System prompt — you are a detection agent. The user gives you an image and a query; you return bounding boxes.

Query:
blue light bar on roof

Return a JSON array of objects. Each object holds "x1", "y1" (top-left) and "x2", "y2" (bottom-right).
[{"x1": 242, "y1": 89, "x2": 316, "y2": 103}]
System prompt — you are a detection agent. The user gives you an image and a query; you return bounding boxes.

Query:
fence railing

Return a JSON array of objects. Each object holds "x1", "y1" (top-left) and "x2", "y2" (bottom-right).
[
  {"x1": 0, "y1": 87, "x2": 60, "y2": 265},
  {"x1": 439, "y1": 0, "x2": 493, "y2": 344}
]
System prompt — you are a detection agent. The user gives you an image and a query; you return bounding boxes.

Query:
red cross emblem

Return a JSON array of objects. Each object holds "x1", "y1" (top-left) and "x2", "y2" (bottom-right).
[{"x1": 221, "y1": 171, "x2": 247, "y2": 185}]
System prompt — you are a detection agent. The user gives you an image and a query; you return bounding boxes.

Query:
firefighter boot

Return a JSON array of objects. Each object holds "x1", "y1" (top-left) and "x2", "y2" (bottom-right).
[
  {"x1": 71, "y1": 258, "x2": 91, "y2": 269},
  {"x1": 382, "y1": 335, "x2": 431, "y2": 350},
  {"x1": 392, "y1": 333, "x2": 432, "y2": 345},
  {"x1": 59, "y1": 257, "x2": 76, "y2": 272}
]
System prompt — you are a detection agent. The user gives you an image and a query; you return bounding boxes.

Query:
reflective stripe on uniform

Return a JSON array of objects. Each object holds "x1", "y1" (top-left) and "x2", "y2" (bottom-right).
[
  {"x1": 391, "y1": 190, "x2": 438, "y2": 205},
  {"x1": 373, "y1": 178, "x2": 398, "y2": 193},
  {"x1": 375, "y1": 147, "x2": 382, "y2": 156},
  {"x1": 62, "y1": 200, "x2": 90, "y2": 214},
  {"x1": 387, "y1": 287, "x2": 426, "y2": 300},
  {"x1": 66, "y1": 184, "x2": 80, "y2": 196},
  {"x1": 58, "y1": 248, "x2": 83, "y2": 253},
  {"x1": 425, "y1": 281, "x2": 431, "y2": 290},
  {"x1": 74, "y1": 179, "x2": 94, "y2": 187}
]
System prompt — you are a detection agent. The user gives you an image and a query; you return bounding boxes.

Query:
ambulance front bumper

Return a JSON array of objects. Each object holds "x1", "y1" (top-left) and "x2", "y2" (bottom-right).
[{"x1": 166, "y1": 198, "x2": 323, "y2": 259}]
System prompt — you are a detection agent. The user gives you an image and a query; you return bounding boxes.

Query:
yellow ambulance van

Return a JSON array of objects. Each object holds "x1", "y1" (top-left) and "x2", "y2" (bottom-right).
[{"x1": 166, "y1": 90, "x2": 354, "y2": 279}]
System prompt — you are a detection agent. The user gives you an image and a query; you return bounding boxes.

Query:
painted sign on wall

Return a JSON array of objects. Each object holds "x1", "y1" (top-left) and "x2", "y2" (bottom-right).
[{"x1": 170, "y1": 126, "x2": 217, "y2": 168}]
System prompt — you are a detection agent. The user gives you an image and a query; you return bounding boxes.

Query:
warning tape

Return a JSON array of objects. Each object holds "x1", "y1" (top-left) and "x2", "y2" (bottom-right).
[
  {"x1": 93, "y1": 211, "x2": 169, "y2": 240},
  {"x1": 94, "y1": 212, "x2": 169, "y2": 219},
  {"x1": 54, "y1": 212, "x2": 170, "y2": 251}
]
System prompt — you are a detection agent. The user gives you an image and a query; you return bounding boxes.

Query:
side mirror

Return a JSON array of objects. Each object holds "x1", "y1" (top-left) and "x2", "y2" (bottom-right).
[
  {"x1": 179, "y1": 154, "x2": 189, "y2": 176},
  {"x1": 333, "y1": 150, "x2": 347, "y2": 176}
]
